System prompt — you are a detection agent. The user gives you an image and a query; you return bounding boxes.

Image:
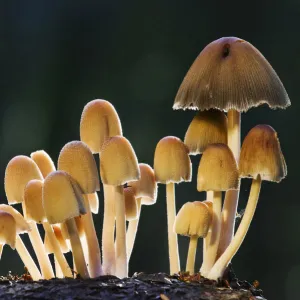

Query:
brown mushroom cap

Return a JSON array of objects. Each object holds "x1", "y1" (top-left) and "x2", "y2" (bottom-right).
[
  {"x1": 197, "y1": 143, "x2": 239, "y2": 191},
  {"x1": 100, "y1": 136, "x2": 140, "y2": 186},
  {"x1": 5, "y1": 156, "x2": 43, "y2": 204},
  {"x1": 80, "y1": 99, "x2": 122, "y2": 153},
  {"x1": 174, "y1": 37, "x2": 290, "y2": 112},
  {"x1": 43, "y1": 171, "x2": 86, "y2": 224},
  {"x1": 31, "y1": 150, "x2": 56, "y2": 178},
  {"x1": 44, "y1": 225, "x2": 69, "y2": 254},
  {"x1": 239, "y1": 125, "x2": 287, "y2": 182},
  {"x1": 154, "y1": 136, "x2": 192, "y2": 184},
  {"x1": 124, "y1": 187, "x2": 138, "y2": 221},
  {"x1": 184, "y1": 110, "x2": 228, "y2": 155},
  {"x1": 0, "y1": 211, "x2": 17, "y2": 249}
]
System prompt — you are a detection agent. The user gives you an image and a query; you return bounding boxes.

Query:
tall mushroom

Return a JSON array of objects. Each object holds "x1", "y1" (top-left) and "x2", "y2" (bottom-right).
[
  {"x1": 207, "y1": 125, "x2": 286, "y2": 280},
  {"x1": 197, "y1": 144, "x2": 239, "y2": 277},
  {"x1": 100, "y1": 136, "x2": 140, "y2": 278},
  {"x1": 154, "y1": 136, "x2": 192, "y2": 274},
  {"x1": 173, "y1": 37, "x2": 290, "y2": 257}
]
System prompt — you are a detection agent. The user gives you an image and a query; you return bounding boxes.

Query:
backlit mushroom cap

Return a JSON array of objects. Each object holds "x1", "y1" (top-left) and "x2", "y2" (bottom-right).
[
  {"x1": 44, "y1": 225, "x2": 69, "y2": 254},
  {"x1": 31, "y1": 150, "x2": 56, "y2": 178},
  {"x1": 128, "y1": 164, "x2": 157, "y2": 205},
  {"x1": 174, "y1": 201, "x2": 211, "y2": 238},
  {"x1": 174, "y1": 37, "x2": 290, "y2": 112},
  {"x1": 80, "y1": 99, "x2": 123, "y2": 153},
  {"x1": 5, "y1": 156, "x2": 43, "y2": 204},
  {"x1": 88, "y1": 193, "x2": 99, "y2": 214},
  {"x1": 197, "y1": 143, "x2": 239, "y2": 191},
  {"x1": 184, "y1": 110, "x2": 228, "y2": 155},
  {"x1": 0, "y1": 211, "x2": 17, "y2": 249},
  {"x1": 154, "y1": 136, "x2": 192, "y2": 184},
  {"x1": 24, "y1": 180, "x2": 46, "y2": 224},
  {"x1": 58, "y1": 141, "x2": 100, "y2": 194},
  {"x1": 239, "y1": 125, "x2": 287, "y2": 182},
  {"x1": 100, "y1": 136, "x2": 140, "y2": 186},
  {"x1": 43, "y1": 171, "x2": 86, "y2": 224},
  {"x1": 124, "y1": 187, "x2": 138, "y2": 221}
]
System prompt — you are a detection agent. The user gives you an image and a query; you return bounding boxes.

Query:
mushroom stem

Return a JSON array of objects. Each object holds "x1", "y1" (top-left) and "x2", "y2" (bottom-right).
[
  {"x1": 0, "y1": 245, "x2": 3, "y2": 259},
  {"x1": 218, "y1": 110, "x2": 241, "y2": 258},
  {"x1": 203, "y1": 191, "x2": 213, "y2": 261},
  {"x1": 115, "y1": 185, "x2": 128, "y2": 278},
  {"x1": 200, "y1": 191, "x2": 222, "y2": 277},
  {"x1": 102, "y1": 184, "x2": 116, "y2": 275},
  {"x1": 166, "y1": 182, "x2": 180, "y2": 274},
  {"x1": 81, "y1": 195, "x2": 103, "y2": 277},
  {"x1": 43, "y1": 222, "x2": 72, "y2": 278},
  {"x1": 186, "y1": 236, "x2": 198, "y2": 275},
  {"x1": 208, "y1": 176, "x2": 261, "y2": 280},
  {"x1": 15, "y1": 236, "x2": 42, "y2": 281},
  {"x1": 65, "y1": 218, "x2": 89, "y2": 279},
  {"x1": 55, "y1": 258, "x2": 63, "y2": 278}
]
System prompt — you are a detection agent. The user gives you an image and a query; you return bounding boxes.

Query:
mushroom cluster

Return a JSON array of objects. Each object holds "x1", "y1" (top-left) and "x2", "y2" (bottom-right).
[{"x1": 0, "y1": 36, "x2": 289, "y2": 282}]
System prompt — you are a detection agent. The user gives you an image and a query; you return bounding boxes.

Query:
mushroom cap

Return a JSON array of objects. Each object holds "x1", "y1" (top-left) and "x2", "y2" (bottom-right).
[
  {"x1": 5, "y1": 156, "x2": 43, "y2": 204},
  {"x1": 100, "y1": 136, "x2": 140, "y2": 186},
  {"x1": 197, "y1": 143, "x2": 239, "y2": 191},
  {"x1": 184, "y1": 110, "x2": 228, "y2": 155},
  {"x1": 43, "y1": 171, "x2": 86, "y2": 224},
  {"x1": 124, "y1": 187, "x2": 138, "y2": 221},
  {"x1": 44, "y1": 224, "x2": 70, "y2": 254},
  {"x1": 0, "y1": 211, "x2": 17, "y2": 249},
  {"x1": 154, "y1": 136, "x2": 192, "y2": 184},
  {"x1": 239, "y1": 125, "x2": 287, "y2": 182},
  {"x1": 58, "y1": 141, "x2": 100, "y2": 194},
  {"x1": 128, "y1": 164, "x2": 157, "y2": 205},
  {"x1": 88, "y1": 193, "x2": 99, "y2": 214},
  {"x1": 174, "y1": 201, "x2": 211, "y2": 238},
  {"x1": 174, "y1": 37, "x2": 290, "y2": 112},
  {"x1": 31, "y1": 150, "x2": 56, "y2": 178},
  {"x1": 24, "y1": 179, "x2": 46, "y2": 224},
  {"x1": 80, "y1": 99, "x2": 123, "y2": 153}
]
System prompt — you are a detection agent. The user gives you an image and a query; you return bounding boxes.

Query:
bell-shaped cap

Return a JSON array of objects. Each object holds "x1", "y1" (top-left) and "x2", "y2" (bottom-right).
[
  {"x1": 100, "y1": 136, "x2": 140, "y2": 186},
  {"x1": 80, "y1": 99, "x2": 123, "y2": 153},
  {"x1": 174, "y1": 37, "x2": 290, "y2": 112},
  {"x1": 0, "y1": 211, "x2": 17, "y2": 249},
  {"x1": 154, "y1": 136, "x2": 192, "y2": 184},
  {"x1": 128, "y1": 164, "x2": 157, "y2": 205},
  {"x1": 124, "y1": 187, "x2": 138, "y2": 221},
  {"x1": 43, "y1": 171, "x2": 86, "y2": 224},
  {"x1": 239, "y1": 125, "x2": 287, "y2": 182},
  {"x1": 31, "y1": 150, "x2": 56, "y2": 178},
  {"x1": 88, "y1": 193, "x2": 99, "y2": 214},
  {"x1": 5, "y1": 156, "x2": 43, "y2": 204},
  {"x1": 184, "y1": 110, "x2": 228, "y2": 155},
  {"x1": 174, "y1": 201, "x2": 211, "y2": 238},
  {"x1": 58, "y1": 141, "x2": 100, "y2": 194},
  {"x1": 197, "y1": 143, "x2": 239, "y2": 191},
  {"x1": 44, "y1": 225, "x2": 69, "y2": 254}
]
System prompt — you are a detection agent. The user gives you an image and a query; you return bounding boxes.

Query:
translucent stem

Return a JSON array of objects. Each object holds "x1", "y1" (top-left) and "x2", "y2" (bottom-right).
[{"x1": 186, "y1": 236, "x2": 198, "y2": 275}]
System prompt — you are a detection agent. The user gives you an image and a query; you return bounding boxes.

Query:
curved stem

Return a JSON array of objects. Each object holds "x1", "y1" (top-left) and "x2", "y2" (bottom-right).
[
  {"x1": 186, "y1": 236, "x2": 198, "y2": 275},
  {"x1": 208, "y1": 176, "x2": 261, "y2": 280},
  {"x1": 55, "y1": 257, "x2": 63, "y2": 278}
]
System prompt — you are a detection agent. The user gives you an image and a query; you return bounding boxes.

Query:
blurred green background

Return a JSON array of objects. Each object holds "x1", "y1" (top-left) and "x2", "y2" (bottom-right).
[{"x1": 0, "y1": 1, "x2": 298, "y2": 299}]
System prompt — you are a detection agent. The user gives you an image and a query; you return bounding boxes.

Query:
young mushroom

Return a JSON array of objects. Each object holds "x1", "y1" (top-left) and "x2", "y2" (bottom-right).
[
  {"x1": 174, "y1": 201, "x2": 211, "y2": 275},
  {"x1": 154, "y1": 136, "x2": 192, "y2": 274},
  {"x1": 197, "y1": 144, "x2": 239, "y2": 277},
  {"x1": 207, "y1": 125, "x2": 286, "y2": 280}
]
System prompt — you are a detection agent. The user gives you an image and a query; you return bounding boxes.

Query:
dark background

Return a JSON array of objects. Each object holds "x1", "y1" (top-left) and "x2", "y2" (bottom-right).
[{"x1": 0, "y1": 1, "x2": 298, "y2": 299}]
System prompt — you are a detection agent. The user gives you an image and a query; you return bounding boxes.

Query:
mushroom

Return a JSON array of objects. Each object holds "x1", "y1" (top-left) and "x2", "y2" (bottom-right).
[
  {"x1": 154, "y1": 136, "x2": 191, "y2": 274},
  {"x1": 197, "y1": 144, "x2": 239, "y2": 277},
  {"x1": 127, "y1": 163, "x2": 157, "y2": 262},
  {"x1": 43, "y1": 170, "x2": 89, "y2": 279},
  {"x1": 201, "y1": 200, "x2": 213, "y2": 269},
  {"x1": 58, "y1": 140, "x2": 102, "y2": 277},
  {"x1": 207, "y1": 125, "x2": 286, "y2": 280},
  {"x1": 124, "y1": 187, "x2": 138, "y2": 221},
  {"x1": 100, "y1": 136, "x2": 140, "y2": 278},
  {"x1": 88, "y1": 193, "x2": 99, "y2": 214},
  {"x1": 4, "y1": 155, "x2": 54, "y2": 279},
  {"x1": 80, "y1": 99, "x2": 122, "y2": 275},
  {"x1": 173, "y1": 37, "x2": 290, "y2": 257},
  {"x1": 0, "y1": 205, "x2": 42, "y2": 280}
]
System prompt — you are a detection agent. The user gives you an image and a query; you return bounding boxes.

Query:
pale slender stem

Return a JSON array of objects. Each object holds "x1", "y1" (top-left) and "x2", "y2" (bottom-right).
[
  {"x1": 200, "y1": 191, "x2": 222, "y2": 277},
  {"x1": 55, "y1": 258, "x2": 63, "y2": 278},
  {"x1": 218, "y1": 110, "x2": 241, "y2": 258},
  {"x1": 15, "y1": 235, "x2": 42, "y2": 281},
  {"x1": 208, "y1": 177, "x2": 261, "y2": 280},
  {"x1": 166, "y1": 182, "x2": 180, "y2": 274},
  {"x1": 43, "y1": 222, "x2": 72, "y2": 278},
  {"x1": 115, "y1": 185, "x2": 128, "y2": 278},
  {"x1": 65, "y1": 218, "x2": 89, "y2": 279},
  {"x1": 102, "y1": 184, "x2": 116, "y2": 275},
  {"x1": 0, "y1": 244, "x2": 3, "y2": 259},
  {"x1": 81, "y1": 195, "x2": 103, "y2": 277},
  {"x1": 203, "y1": 191, "x2": 213, "y2": 263},
  {"x1": 186, "y1": 236, "x2": 198, "y2": 275},
  {"x1": 126, "y1": 198, "x2": 142, "y2": 262}
]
